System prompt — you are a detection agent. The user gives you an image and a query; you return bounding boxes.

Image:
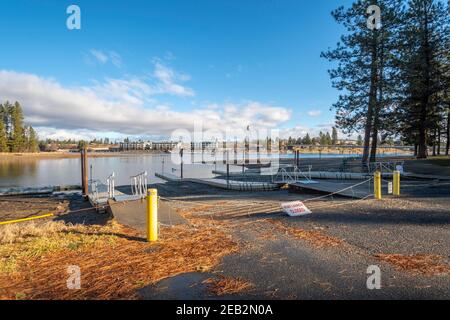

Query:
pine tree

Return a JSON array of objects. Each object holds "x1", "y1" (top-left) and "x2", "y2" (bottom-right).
[
  {"x1": 325, "y1": 132, "x2": 332, "y2": 145},
  {"x1": 322, "y1": 0, "x2": 404, "y2": 163},
  {"x1": 369, "y1": 0, "x2": 404, "y2": 162},
  {"x1": 396, "y1": 0, "x2": 449, "y2": 158},
  {"x1": 0, "y1": 115, "x2": 7, "y2": 152},
  {"x1": 2, "y1": 101, "x2": 13, "y2": 151},
  {"x1": 332, "y1": 127, "x2": 339, "y2": 145},
  {"x1": 26, "y1": 126, "x2": 39, "y2": 152},
  {"x1": 302, "y1": 133, "x2": 312, "y2": 145},
  {"x1": 357, "y1": 134, "x2": 364, "y2": 146},
  {"x1": 11, "y1": 101, "x2": 25, "y2": 152}
]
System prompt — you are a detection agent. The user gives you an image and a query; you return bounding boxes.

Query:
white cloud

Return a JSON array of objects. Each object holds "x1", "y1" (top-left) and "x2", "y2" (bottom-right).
[
  {"x1": 36, "y1": 127, "x2": 126, "y2": 142},
  {"x1": 153, "y1": 62, "x2": 195, "y2": 97},
  {"x1": 89, "y1": 50, "x2": 122, "y2": 67},
  {"x1": 109, "y1": 52, "x2": 122, "y2": 68},
  {"x1": 90, "y1": 50, "x2": 109, "y2": 64},
  {"x1": 0, "y1": 70, "x2": 291, "y2": 140},
  {"x1": 307, "y1": 110, "x2": 322, "y2": 117}
]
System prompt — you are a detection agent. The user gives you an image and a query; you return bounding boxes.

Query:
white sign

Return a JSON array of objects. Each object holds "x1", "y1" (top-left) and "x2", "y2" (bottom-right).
[
  {"x1": 388, "y1": 182, "x2": 393, "y2": 194},
  {"x1": 281, "y1": 201, "x2": 312, "y2": 217}
]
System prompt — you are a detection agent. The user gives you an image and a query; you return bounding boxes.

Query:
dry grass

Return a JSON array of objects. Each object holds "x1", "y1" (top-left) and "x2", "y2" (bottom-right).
[
  {"x1": 0, "y1": 221, "x2": 120, "y2": 274},
  {"x1": 203, "y1": 276, "x2": 253, "y2": 296},
  {"x1": 268, "y1": 220, "x2": 344, "y2": 248},
  {"x1": 0, "y1": 221, "x2": 69, "y2": 244},
  {"x1": 0, "y1": 214, "x2": 238, "y2": 299},
  {"x1": 374, "y1": 253, "x2": 450, "y2": 276}
]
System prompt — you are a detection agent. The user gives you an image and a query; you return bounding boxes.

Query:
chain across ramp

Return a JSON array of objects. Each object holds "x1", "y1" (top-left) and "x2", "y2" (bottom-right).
[{"x1": 160, "y1": 177, "x2": 375, "y2": 219}]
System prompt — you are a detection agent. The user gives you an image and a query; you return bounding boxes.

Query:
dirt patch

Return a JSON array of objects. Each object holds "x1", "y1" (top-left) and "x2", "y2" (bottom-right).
[
  {"x1": 0, "y1": 196, "x2": 69, "y2": 222},
  {"x1": 203, "y1": 275, "x2": 253, "y2": 296},
  {"x1": 374, "y1": 253, "x2": 450, "y2": 276},
  {"x1": 268, "y1": 220, "x2": 345, "y2": 248}
]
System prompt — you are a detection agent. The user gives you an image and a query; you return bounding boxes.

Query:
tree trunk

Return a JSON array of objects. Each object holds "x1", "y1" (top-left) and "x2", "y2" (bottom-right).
[
  {"x1": 446, "y1": 108, "x2": 450, "y2": 156},
  {"x1": 437, "y1": 128, "x2": 441, "y2": 155},
  {"x1": 363, "y1": 31, "x2": 379, "y2": 164},
  {"x1": 370, "y1": 39, "x2": 384, "y2": 163},
  {"x1": 417, "y1": 120, "x2": 428, "y2": 159},
  {"x1": 432, "y1": 128, "x2": 436, "y2": 156},
  {"x1": 417, "y1": 10, "x2": 431, "y2": 159}
]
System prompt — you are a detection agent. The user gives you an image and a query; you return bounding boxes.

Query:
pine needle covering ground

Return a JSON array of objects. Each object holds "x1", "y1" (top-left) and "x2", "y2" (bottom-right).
[
  {"x1": 374, "y1": 253, "x2": 450, "y2": 276},
  {"x1": 268, "y1": 219, "x2": 345, "y2": 248},
  {"x1": 0, "y1": 214, "x2": 238, "y2": 299}
]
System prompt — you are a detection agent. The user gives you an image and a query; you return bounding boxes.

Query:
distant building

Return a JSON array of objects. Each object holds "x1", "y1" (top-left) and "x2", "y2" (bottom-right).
[
  {"x1": 119, "y1": 141, "x2": 151, "y2": 151},
  {"x1": 151, "y1": 141, "x2": 180, "y2": 151},
  {"x1": 189, "y1": 141, "x2": 218, "y2": 150},
  {"x1": 119, "y1": 140, "x2": 182, "y2": 151}
]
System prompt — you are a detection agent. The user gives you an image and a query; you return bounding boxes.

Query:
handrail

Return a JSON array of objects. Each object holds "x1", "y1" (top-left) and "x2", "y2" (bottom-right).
[
  {"x1": 130, "y1": 171, "x2": 147, "y2": 198},
  {"x1": 89, "y1": 179, "x2": 102, "y2": 201},
  {"x1": 274, "y1": 166, "x2": 313, "y2": 183},
  {"x1": 106, "y1": 172, "x2": 115, "y2": 198}
]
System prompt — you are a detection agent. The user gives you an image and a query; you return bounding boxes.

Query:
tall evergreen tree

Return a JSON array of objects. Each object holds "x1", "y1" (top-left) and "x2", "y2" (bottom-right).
[
  {"x1": 368, "y1": 0, "x2": 404, "y2": 162},
  {"x1": 0, "y1": 115, "x2": 7, "y2": 152},
  {"x1": 332, "y1": 127, "x2": 339, "y2": 145},
  {"x1": 322, "y1": 0, "x2": 403, "y2": 164},
  {"x1": 396, "y1": 0, "x2": 449, "y2": 158},
  {"x1": 10, "y1": 101, "x2": 25, "y2": 152},
  {"x1": 25, "y1": 126, "x2": 39, "y2": 152},
  {"x1": 303, "y1": 133, "x2": 312, "y2": 145}
]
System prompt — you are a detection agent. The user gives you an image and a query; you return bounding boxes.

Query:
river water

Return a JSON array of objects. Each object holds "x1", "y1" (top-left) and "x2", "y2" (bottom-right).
[{"x1": 0, "y1": 152, "x2": 407, "y2": 188}]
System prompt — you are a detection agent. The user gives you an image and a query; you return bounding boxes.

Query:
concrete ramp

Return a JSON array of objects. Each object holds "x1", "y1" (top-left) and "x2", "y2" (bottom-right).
[
  {"x1": 109, "y1": 199, "x2": 187, "y2": 232},
  {"x1": 289, "y1": 179, "x2": 373, "y2": 199}
]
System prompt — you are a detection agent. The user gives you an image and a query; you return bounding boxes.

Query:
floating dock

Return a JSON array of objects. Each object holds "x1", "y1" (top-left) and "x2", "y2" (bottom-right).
[{"x1": 155, "y1": 172, "x2": 279, "y2": 191}]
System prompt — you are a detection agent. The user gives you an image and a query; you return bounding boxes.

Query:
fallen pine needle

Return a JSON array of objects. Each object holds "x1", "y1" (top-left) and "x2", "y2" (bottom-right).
[
  {"x1": 203, "y1": 275, "x2": 253, "y2": 296},
  {"x1": 268, "y1": 220, "x2": 344, "y2": 248},
  {"x1": 374, "y1": 253, "x2": 450, "y2": 276}
]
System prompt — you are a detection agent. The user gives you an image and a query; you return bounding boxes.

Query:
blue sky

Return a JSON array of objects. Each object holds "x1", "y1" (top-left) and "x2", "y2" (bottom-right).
[{"x1": 0, "y1": 0, "x2": 354, "y2": 141}]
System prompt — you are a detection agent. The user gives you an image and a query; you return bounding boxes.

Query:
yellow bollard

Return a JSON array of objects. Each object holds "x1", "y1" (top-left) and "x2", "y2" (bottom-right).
[
  {"x1": 146, "y1": 188, "x2": 158, "y2": 242},
  {"x1": 374, "y1": 171, "x2": 382, "y2": 200},
  {"x1": 393, "y1": 170, "x2": 400, "y2": 196}
]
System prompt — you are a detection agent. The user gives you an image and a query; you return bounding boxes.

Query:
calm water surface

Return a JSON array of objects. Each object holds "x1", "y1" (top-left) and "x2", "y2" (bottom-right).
[{"x1": 0, "y1": 152, "x2": 408, "y2": 188}]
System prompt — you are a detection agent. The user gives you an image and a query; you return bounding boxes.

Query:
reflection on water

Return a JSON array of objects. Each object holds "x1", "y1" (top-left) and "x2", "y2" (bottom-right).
[
  {"x1": 0, "y1": 151, "x2": 411, "y2": 188},
  {"x1": 0, "y1": 154, "x2": 219, "y2": 188}
]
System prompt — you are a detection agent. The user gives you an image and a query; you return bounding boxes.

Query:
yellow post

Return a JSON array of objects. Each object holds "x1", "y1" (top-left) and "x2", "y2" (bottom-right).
[
  {"x1": 146, "y1": 188, "x2": 158, "y2": 242},
  {"x1": 374, "y1": 171, "x2": 382, "y2": 200},
  {"x1": 393, "y1": 170, "x2": 400, "y2": 196}
]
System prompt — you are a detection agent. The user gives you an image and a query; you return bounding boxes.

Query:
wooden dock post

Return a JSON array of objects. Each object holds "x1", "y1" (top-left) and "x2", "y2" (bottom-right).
[
  {"x1": 81, "y1": 147, "x2": 88, "y2": 197},
  {"x1": 82, "y1": 147, "x2": 89, "y2": 197},
  {"x1": 226, "y1": 164, "x2": 230, "y2": 188},
  {"x1": 257, "y1": 139, "x2": 261, "y2": 164},
  {"x1": 180, "y1": 148, "x2": 184, "y2": 179},
  {"x1": 234, "y1": 138, "x2": 238, "y2": 164},
  {"x1": 80, "y1": 148, "x2": 85, "y2": 195}
]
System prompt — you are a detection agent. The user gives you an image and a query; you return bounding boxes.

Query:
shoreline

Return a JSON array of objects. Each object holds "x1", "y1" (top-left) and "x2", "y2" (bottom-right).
[
  {"x1": 0, "y1": 151, "x2": 170, "y2": 159},
  {"x1": 0, "y1": 148, "x2": 412, "y2": 160}
]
